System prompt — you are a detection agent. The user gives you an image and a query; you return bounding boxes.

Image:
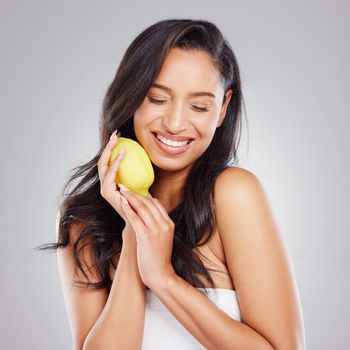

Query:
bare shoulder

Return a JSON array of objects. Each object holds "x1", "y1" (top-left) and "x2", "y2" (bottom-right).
[
  {"x1": 55, "y1": 209, "x2": 85, "y2": 244},
  {"x1": 214, "y1": 166, "x2": 264, "y2": 196},
  {"x1": 55, "y1": 209, "x2": 109, "y2": 349},
  {"x1": 213, "y1": 166, "x2": 271, "y2": 223},
  {"x1": 214, "y1": 166, "x2": 274, "y2": 228},
  {"x1": 213, "y1": 166, "x2": 306, "y2": 349}
]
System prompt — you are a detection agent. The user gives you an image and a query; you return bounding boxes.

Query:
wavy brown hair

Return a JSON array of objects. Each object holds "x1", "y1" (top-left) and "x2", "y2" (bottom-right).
[{"x1": 35, "y1": 18, "x2": 246, "y2": 296}]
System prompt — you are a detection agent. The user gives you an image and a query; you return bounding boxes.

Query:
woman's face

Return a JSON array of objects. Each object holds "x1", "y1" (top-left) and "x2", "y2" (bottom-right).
[{"x1": 133, "y1": 47, "x2": 232, "y2": 171}]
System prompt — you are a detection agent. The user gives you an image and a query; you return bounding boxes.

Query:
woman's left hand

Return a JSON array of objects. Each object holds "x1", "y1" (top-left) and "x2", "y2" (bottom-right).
[{"x1": 118, "y1": 185, "x2": 176, "y2": 290}]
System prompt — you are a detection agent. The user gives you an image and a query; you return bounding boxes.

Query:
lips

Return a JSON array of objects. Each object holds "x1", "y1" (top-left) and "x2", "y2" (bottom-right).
[
  {"x1": 153, "y1": 133, "x2": 192, "y2": 146},
  {"x1": 152, "y1": 131, "x2": 194, "y2": 142},
  {"x1": 151, "y1": 132, "x2": 193, "y2": 155}
]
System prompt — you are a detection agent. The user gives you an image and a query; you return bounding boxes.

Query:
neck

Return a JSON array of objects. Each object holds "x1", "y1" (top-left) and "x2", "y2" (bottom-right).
[{"x1": 149, "y1": 165, "x2": 190, "y2": 213}]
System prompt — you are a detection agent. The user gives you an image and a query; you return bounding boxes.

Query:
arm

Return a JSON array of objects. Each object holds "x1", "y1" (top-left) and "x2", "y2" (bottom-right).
[
  {"x1": 149, "y1": 167, "x2": 306, "y2": 350},
  {"x1": 56, "y1": 210, "x2": 146, "y2": 350},
  {"x1": 152, "y1": 273, "x2": 276, "y2": 350},
  {"x1": 83, "y1": 224, "x2": 147, "y2": 350}
]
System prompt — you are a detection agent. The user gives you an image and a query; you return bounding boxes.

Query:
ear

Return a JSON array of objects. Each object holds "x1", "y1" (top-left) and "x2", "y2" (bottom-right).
[{"x1": 217, "y1": 89, "x2": 233, "y2": 128}]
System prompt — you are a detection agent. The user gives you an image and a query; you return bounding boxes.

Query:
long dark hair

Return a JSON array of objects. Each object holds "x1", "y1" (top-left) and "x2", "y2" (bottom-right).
[{"x1": 35, "y1": 18, "x2": 246, "y2": 296}]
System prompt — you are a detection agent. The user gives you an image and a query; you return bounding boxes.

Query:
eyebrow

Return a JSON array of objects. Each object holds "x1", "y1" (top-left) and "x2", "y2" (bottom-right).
[{"x1": 150, "y1": 83, "x2": 216, "y2": 99}]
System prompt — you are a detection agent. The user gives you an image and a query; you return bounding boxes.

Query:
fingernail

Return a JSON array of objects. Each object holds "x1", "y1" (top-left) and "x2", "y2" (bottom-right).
[
  {"x1": 110, "y1": 129, "x2": 118, "y2": 139},
  {"x1": 117, "y1": 147, "x2": 126, "y2": 157},
  {"x1": 117, "y1": 147, "x2": 126, "y2": 158},
  {"x1": 121, "y1": 196, "x2": 129, "y2": 205},
  {"x1": 118, "y1": 183, "x2": 129, "y2": 192}
]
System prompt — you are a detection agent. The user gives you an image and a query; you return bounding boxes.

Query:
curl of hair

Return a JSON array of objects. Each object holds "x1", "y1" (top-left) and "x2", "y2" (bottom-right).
[{"x1": 35, "y1": 18, "x2": 247, "y2": 297}]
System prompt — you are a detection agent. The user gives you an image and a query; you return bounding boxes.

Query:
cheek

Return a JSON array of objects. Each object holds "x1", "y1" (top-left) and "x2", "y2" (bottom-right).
[
  {"x1": 134, "y1": 102, "x2": 161, "y2": 127},
  {"x1": 133, "y1": 107, "x2": 151, "y2": 133},
  {"x1": 194, "y1": 115, "x2": 219, "y2": 137}
]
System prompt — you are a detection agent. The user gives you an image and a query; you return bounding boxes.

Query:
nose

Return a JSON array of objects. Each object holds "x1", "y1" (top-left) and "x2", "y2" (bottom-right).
[{"x1": 161, "y1": 103, "x2": 188, "y2": 134}]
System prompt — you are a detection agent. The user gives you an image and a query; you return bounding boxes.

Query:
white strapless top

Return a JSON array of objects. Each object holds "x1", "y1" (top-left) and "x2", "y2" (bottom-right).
[{"x1": 142, "y1": 287, "x2": 242, "y2": 349}]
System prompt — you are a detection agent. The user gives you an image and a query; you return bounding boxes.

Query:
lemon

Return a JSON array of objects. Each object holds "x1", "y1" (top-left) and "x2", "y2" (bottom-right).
[{"x1": 108, "y1": 137, "x2": 154, "y2": 196}]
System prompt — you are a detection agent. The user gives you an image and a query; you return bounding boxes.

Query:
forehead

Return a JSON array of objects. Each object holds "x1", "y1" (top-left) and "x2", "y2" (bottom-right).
[{"x1": 152, "y1": 48, "x2": 222, "y2": 96}]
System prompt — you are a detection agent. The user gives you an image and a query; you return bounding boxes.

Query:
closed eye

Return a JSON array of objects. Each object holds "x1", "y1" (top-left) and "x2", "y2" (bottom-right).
[{"x1": 147, "y1": 96, "x2": 209, "y2": 113}]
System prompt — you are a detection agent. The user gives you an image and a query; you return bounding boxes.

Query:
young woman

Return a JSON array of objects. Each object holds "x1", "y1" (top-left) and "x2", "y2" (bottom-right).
[{"x1": 38, "y1": 19, "x2": 306, "y2": 349}]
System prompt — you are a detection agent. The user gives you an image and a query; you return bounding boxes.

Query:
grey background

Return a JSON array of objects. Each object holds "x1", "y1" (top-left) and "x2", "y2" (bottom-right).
[{"x1": 1, "y1": 1, "x2": 349, "y2": 349}]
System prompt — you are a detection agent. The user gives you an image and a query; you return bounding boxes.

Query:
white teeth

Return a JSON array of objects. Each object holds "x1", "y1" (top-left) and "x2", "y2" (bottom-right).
[{"x1": 155, "y1": 133, "x2": 191, "y2": 147}]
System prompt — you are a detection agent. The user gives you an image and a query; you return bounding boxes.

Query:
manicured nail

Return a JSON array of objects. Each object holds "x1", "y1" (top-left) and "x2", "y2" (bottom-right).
[
  {"x1": 121, "y1": 196, "x2": 129, "y2": 205},
  {"x1": 110, "y1": 129, "x2": 118, "y2": 139},
  {"x1": 118, "y1": 147, "x2": 126, "y2": 157},
  {"x1": 118, "y1": 183, "x2": 129, "y2": 192}
]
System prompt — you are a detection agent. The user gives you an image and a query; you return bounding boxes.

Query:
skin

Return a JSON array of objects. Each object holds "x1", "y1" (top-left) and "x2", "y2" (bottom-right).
[
  {"x1": 116, "y1": 48, "x2": 306, "y2": 348},
  {"x1": 133, "y1": 47, "x2": 233, "y2": 212},
  {"x1": 59, "y1": 47, "x2": 305, "y2": 349},
  {"x1": 119, "y1": 166, "x2": 307, "y2": 349}
]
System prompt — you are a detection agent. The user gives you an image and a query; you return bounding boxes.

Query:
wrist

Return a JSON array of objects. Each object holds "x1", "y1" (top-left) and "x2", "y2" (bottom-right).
[
  {"x1": 119, "y1": 245, "x2": 147, "y2": 291},
  {"x1": 148, "y1": 267, "x2": 177, "y2": 293},
  {"x1": 122, "y1": 225, "x2": 137, "y2": 244},
  {"x1": 120, "y1": 228, "x2": 147, "y2": 291}
]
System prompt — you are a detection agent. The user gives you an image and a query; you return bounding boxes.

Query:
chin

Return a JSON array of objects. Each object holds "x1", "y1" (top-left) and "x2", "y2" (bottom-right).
[{"x1": 148, "y1": 154, "x2": 194, "y2": 172}]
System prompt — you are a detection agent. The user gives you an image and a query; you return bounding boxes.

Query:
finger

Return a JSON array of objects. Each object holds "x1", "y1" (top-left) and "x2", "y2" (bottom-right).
[
  {"x1": 97, "y1": 130, "x2": 121, "y2": 181},
  {"x1": 120, "y1": 189, "x2": 164, "y2": 230},
  {"x1": 144, "y1": 190, "x2": 172, "y2": 222},
  {"x1": 115, "y1": 190, "x2": 131, "y2": 224},
  {"x1": 104, "y1": 147, "x2": 126, "y2": 188},
  {"x1": 150, "y1": 197, "x2": 174, "y2": 225},
  {"x1": 120, "y1": 196, "x2": 146, "y2": 236}
]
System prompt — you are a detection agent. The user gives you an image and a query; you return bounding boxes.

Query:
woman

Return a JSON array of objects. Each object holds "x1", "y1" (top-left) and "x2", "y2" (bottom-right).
[{"x1": 38, "y1": 19, "x2": 306, "y2": 349}]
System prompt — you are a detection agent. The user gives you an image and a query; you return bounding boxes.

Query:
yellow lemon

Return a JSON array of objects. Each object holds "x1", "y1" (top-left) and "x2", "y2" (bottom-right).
[{"x1": 108, "y1": 137, "x2": 154, "y2": 196}]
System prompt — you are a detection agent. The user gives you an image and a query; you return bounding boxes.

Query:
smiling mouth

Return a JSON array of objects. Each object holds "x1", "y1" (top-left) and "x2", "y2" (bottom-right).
[{"x1": 152, "y1": 132, "x2": 193, "y2": 146}]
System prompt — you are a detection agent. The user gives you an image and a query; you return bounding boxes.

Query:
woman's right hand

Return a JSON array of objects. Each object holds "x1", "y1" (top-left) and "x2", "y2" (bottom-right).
[
  {"x1": 97, "y1": 130, "x2": 146, "y2": 291},
  {"x1": 97, "y1": 129, "x2": 129, "y2": 223}
]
